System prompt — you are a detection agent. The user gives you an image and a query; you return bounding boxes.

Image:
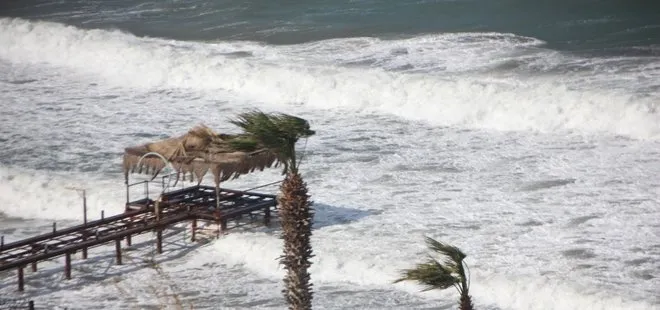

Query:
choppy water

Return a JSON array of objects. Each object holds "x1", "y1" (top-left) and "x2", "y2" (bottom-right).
[{"x1": 1, "y1": 1, "x2": 659, "y2": 309}]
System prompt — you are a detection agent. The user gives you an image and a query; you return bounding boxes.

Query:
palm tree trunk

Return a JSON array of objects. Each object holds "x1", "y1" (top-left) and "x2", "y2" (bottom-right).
[
  {"x1": 459, "y1": 293, "x2": 474, "y2": 310},
  {"x1": 278, "y1": 172, "x2": 314, "y2": 310}
]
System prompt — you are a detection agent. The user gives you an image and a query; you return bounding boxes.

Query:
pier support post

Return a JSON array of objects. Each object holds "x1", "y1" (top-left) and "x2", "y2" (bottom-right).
[
  {"x1": 30, "y1": 247, "x2": 37, "y2": 272},
  {"x1": 220, "y1": 220, "x2": 227, "y2": 232},
  {"x1": 264, "y1": 207, "x2": 271, "y2": 226},
  {"x1": 18, "y1": 266, "x2": 24, "y2": 292},
  {"x1": 126, "y1": 234, "x2": 132, "y2": 247},
  {"x1": 156, "y1": 229, "x2": 163, "y2": 254},
  {"x1": 115, "y1": 239, "x2": 122, "y2": 265},
  {"x1": 28, "y1": 300, "x2": 34, "y2": 310},
  {"x1": 191, "y1": 219, "x2": 197, "y2": 242},
  {"x1": 65, "y1": 252, "x2": 71, "y2": 280},
  {"x1": 82, "y1": 236, "x2": 88, "y2": 259}
]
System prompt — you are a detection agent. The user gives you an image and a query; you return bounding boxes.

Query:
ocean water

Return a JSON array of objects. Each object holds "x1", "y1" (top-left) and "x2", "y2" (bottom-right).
[{"x1": 1, "y1": 1, "x2": 659, "y2": 309}]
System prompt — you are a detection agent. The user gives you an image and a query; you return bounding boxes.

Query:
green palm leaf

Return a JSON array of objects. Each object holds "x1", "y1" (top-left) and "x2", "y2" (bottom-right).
[
  {"x1": 394, "y1": 258, "x2": 459, "y2": 291},
  {"x1": 230, "y1": 110, "x2": 315, "y2": 174},
  {"x1": 395, "y1": 237, "x2": 475, "y2": 309},
  {"x1": 425, "y1": 236, "x2": 466, "y2": 264}
]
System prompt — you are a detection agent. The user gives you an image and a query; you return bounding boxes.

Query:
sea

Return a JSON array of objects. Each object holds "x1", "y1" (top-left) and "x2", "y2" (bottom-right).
[{"x1": 0, "y1": 1, "x2": 659, "y2": 309}]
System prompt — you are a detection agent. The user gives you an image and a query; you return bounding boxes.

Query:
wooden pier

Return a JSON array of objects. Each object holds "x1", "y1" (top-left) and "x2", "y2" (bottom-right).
[
  {"x1": 2, "y1": 124, "x2": 287, "y2": 294},
  {"x1": 0, "y1": 185, "x2": 277, "y2": 292}
]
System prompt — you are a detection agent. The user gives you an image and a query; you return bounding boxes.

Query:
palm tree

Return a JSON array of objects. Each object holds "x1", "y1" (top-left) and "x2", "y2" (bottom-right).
[
  {"x1": 394, "y1": 237, "x2": 475, "y2": 310},
  {"x1": 231, "y1": 110, "x2": 316, "y2": 310}
]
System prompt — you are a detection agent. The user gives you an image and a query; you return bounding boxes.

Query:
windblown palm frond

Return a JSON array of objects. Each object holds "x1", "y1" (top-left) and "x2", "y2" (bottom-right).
[
  {"x1": 395, "y1": 237, "x2": 475, "y2": 310},
  {"x1": 230, "y1": 110, "x2": 315, "y2": 174},
  {"x1": 425, "y1": 237, "x2": 466, "y2": 273},
  {"x1": 394, "y1": 258, "x2": 459, "y2": 292}
]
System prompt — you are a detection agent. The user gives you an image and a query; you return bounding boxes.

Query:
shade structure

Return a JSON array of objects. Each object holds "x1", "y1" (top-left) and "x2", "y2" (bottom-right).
[{"x1": 122, "y1": 125, "x2": 279, "y2": 185}]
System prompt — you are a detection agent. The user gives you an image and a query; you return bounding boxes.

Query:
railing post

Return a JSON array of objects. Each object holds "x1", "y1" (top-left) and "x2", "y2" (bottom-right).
[
  {"x1": 126, "y1": 182, "x2": 130, "y2": 206},
  {"x1": 52, "y1": 222, "x2": 56, "y2": 234},
  {"x1": 83, "y1": 189, "x2": 87, "y2": 226}
]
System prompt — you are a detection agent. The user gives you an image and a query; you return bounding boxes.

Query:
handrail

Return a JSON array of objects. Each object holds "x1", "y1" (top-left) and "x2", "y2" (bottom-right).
[{"x1": 125, "y1": 152, "x2": 175, "y2": 204}]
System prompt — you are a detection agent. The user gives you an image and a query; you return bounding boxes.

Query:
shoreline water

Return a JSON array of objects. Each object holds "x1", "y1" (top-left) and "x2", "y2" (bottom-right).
[{"x1": 1, "y1": 1, "x2": 659, "y2": 308}]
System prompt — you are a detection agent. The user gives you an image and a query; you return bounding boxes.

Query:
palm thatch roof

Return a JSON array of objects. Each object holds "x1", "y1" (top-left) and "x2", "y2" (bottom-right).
[{"x1": 123, "y1": 125, "x2": 279, "y2": 185}]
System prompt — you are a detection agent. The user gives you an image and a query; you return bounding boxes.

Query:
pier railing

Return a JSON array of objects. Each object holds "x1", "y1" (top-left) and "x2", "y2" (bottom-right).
[{"x1": 125, "y1": 172, "x2": 188, "y2": 206}]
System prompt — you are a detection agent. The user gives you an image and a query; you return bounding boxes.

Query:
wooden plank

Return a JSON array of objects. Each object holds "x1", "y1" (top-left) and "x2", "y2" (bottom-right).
[
  {"x1": 0, "y1": 208, "x2": 147, "y2": 252},
  {"x1": 0, "y1": 213, "x2": 191, "y2": 272},
  {"x1": 1, "y1": 187, "x2": 277, "y2": 275}
]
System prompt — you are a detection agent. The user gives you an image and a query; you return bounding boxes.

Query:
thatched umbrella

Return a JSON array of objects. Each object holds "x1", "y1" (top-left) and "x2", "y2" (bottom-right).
[{"x1": 122, "y1": 125, "x2": 280, "y2": 204}]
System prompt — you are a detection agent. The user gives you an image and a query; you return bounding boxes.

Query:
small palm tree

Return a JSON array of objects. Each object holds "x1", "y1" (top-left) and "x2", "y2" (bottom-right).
[
  {"x1": 394, "y1": 237, "x2": 475, "y2": 310},
  {"x1": 231, "y1": 110, "x2": 316, "y2": 310}
]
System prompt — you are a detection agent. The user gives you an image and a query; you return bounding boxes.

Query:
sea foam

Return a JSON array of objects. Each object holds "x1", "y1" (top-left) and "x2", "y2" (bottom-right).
[{"x1": 1, "y1": 18, "x2": 659, "y2": 139}]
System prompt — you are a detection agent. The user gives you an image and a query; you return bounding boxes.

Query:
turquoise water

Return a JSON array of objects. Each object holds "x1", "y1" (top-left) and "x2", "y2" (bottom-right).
[{"x1": 3, "y1": 0, "x2": 660, "y2": 52}]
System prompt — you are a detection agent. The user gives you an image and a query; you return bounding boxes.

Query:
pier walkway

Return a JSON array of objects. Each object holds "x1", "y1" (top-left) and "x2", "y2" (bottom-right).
[{"x1": 0, "y1": 185, "x2": 277, "y2": 291}]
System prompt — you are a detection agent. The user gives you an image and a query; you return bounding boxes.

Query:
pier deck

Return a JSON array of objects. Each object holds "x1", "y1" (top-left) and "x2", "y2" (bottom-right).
[{"x1": 0, "y1": 185, "x2": 277, "y2": 291}]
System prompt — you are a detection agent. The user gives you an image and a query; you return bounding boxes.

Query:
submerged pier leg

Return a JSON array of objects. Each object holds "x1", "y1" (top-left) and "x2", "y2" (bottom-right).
[
  {"x1": 191, "y1": 219, "x2": 197, "y2": 242},
  {"x1": 115, "y1": 239, "x2": 122, "y2": 265},
  {"x1": 82, "y1": 236, "x2": 88, "y2": 259},
  {"x1": 30, "y1": 246, "x2": 38, "y2": 272},
  {"x1": 18, "y1": 266, "x2": 24, "y2": 292},
  {"x1": 264, "y1": 207, "x2": 271, "y2": 226},
  {"x1": 156, "y1": 229, "x2": 163, "y2": 254},
  {"x1": 65, "y1": 253, "x2": 71, "y2": 280}
]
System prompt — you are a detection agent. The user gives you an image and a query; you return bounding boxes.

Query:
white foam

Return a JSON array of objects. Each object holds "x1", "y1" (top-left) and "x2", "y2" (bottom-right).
[
  {"x1": 1, "y1": 18, "x2": 659, "y2": 139},
  {"x1": 208, "y1": 232, "x2": 657, "y2": 310},
  {"x1": 0, "y1": 166, "x2": 125, "y2": 221}
]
